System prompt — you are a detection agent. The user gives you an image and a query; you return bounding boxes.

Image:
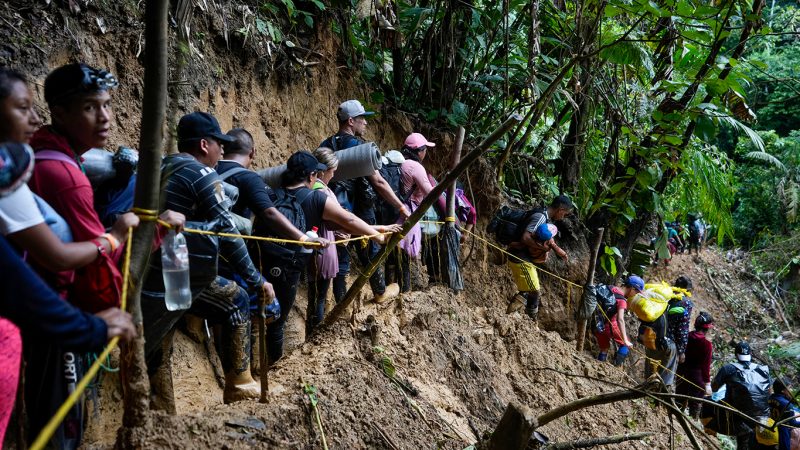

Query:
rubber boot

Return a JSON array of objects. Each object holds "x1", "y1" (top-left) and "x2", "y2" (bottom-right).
[
  {"x1": 222, "y1": 322, "x2": 260, "y2": 404},
  {"x1": 374, "y1": 282, "x2": 400, "y2": 304},
  {"x1": 507, "y1": 293, "x2": 526, "y2": 314},
  {"x1": 597, "y1": 352, "x2": 608, "y2": 362},
  {"x1": 613, "y1": 345, "x2": 629, "y2": 366},
  {"x1": 525, "y1": 291, "x2": 540, "y2": 322}
]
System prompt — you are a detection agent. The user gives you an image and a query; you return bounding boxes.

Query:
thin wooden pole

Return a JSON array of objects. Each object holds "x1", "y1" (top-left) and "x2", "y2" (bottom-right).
[{"x1": 576, "y1": 227, "x2": 604, "y2": 352}]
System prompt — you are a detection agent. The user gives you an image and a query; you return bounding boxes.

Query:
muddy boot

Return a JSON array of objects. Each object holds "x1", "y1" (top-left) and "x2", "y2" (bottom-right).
[
  {"x1": 613, "y1": 345, "x2": 629, "y2": 366},
  {"x1": 525, "y1": 292, "x2": 540, "y2": 322},
  {"x1": 374, "y1": 283, "x2": 400, "y2": 304},
  {"x1": 507, "y1": 293, "x2": 526, "y2": 314},
  {"x1": 183, "y1": 314, "x2": 206, "y2": 343},
  {"x1": 222, "y1": 322, "x2": 260, "y2": 404}
]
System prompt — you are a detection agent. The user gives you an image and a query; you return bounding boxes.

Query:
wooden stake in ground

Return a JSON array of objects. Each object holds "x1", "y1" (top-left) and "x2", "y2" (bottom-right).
[
  {"x1": 118, "y1": 0, "x2": 170, "y2": 440},
  {"x1": 319, "y1": 114, "x2": 523, "y2": 328},
  {"x1": 576, "y1": 227, "x2": 604, "y2": 352}
]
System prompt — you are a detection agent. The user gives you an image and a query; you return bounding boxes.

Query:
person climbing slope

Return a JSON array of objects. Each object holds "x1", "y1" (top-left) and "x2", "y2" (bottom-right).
[
  {"x1": 769, "y1": 377, "x2": 800, "y2": 450},
  {"x1": 675, "y1": 311, "x2": 714, "y2": 418},
  {"x1": 506, "y1": 195, "x2": 573, "y2": 323},
  {"x1": 632, "y1": 275, "x2": 678, "y2": 387},
  {"x1": 667, "y1": 275, "x2": 694, "y2": 364},
  {"x1": 591, "y1": 279, "x2": 634, "y2": 366}
]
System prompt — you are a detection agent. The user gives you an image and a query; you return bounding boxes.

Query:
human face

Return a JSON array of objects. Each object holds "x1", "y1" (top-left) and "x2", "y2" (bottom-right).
[
  {"x1": 320, "y1": 167, "x2": 336, "y2": 183},
  {"x1": 198, "y1": 137, "x2": 224, "y2": 168},
  {"x1": 418, "y1": 147, "x2": 428, "y2": 161},
  {"x1": 350, "y1": 116, "x2": 368, "y2": 137},
  {"x1": 550, "y1": 207, "x2": 572, "y2": 221},
  {"x1": 51, "y1": 90, "x2": 112, "y2": 153},
  {"x1": 0, "y1": 80, "x2": 41, "y2": 143}
]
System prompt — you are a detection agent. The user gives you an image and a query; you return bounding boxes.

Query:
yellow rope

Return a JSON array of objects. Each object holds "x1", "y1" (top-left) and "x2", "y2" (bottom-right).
[
  {"x1": 30, "y1": 228, "x2": 135, "y2": 450},
  {"x1": 460, "y1": 227, "x2": 584, "y2": 290}
]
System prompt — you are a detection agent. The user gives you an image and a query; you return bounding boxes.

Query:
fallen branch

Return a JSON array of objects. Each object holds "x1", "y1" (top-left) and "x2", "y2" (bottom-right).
[
  {"x1": 705, "y1": 267, "x2": 741, "y2": 323},
  {"x1": 755, "y1": 275, "x2": 792, "y2": 331},
  {"x1": 544, "y1": 431, "x2": 654, "y2": 449},
  {"x1": 370, "y1": 421, "x2": 400, "y2": 450},
  {"x1": 319, "y1": 114, "x2": 523, "y2": 329}
]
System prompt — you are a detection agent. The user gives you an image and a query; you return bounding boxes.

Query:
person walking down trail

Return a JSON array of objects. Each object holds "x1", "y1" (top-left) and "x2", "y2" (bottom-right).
[
  {"x1": 142, "y1": 112, "x2": 274, "y2": 405},
  {"x1": 687, "y1": 214, "x2": 704, "y2": 255},
  {"x1": 591, "y1": 280, "x2": 634, "y2": 366},
  {"x1": 675, "y1": 311, "x2": 714, "y2": 418},
  {"x1": 667, "y1": 275, "x2": 694, "y2": 365},
  {"x1": 769, "y1": 377, "x2": 800, "y2": 450},
  {"x1": 250, "y1": 151, "x2": 400, "y2": 365},
  {"x1": 710, "y1": 342, "x2": 772, "y2": 450},
  {"x1": 505, "y1": 195, "x2": 573, "y2": 323},
  {"x1": 632, "y1": 276, "x2": 678, "y2": 388},
  {"x1": 321, "y1": 100, "x2": 408, "y2": 304}
]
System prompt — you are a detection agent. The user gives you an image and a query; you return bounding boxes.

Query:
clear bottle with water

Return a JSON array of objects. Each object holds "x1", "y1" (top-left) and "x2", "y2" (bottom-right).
[
  {"x1": 300, "y1": 227, "x2": 319, "y2": 254},
  {"x1": 161, "y1": 230, "x2": 192, "y2": 311}
]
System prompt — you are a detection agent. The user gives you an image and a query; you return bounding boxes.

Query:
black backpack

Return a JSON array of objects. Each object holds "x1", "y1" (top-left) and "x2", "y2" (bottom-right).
[
  {"x1": 487, "y1": 206, "x2": 544, "y2": 245},
  {"x1": 269, "y1": 187, "x2": 313, "y2": 236},
  {"x1": 727, "y1": 362, "x2": 771, "y2": 418},
  {"x1": 595, "y1": 285, "x2": 619, "y2": 320},
  {"x1": 376, "y1": 162, "x2": 404, "y2": 224}
]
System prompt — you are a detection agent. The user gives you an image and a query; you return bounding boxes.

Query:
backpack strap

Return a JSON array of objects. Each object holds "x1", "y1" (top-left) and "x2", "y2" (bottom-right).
[
  {"x1": 35, "y1": 150, "x2": 82, "y2": 170},
  {"x1": 218, "y1": 166, "x2": 250, "y2": 182}
]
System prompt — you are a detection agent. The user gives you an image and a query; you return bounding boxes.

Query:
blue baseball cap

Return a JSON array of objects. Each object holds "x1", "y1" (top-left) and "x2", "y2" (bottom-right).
[
  {"x1": 623, "y1": 275, "x2": 645, "y2": 292},
  {"x1": 535, "y1": 223, "x2": 552, "y2": 241}
]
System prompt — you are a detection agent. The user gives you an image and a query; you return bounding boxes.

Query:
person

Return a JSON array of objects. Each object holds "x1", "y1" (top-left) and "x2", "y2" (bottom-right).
[
  {"x1": 506, "y1": 195, "x2": 573, "y2": 322},
  {"x1": 711, "y1": 342, "x2": 771, "y2": 450},
  {"x1": 0, "y1": 139, "x2": 136, "y2": 445},
  {"x1": 667, "y1": 275, "x2": 694, "y2": 364},
  {"x1": 769, "y1": 377, "x2": 800, "y2": 450},
  {"x1": 320, "y1": 100, "x2": 408, "y2": 303},
  {"x1": 16, "y1": 63, "x2": 182, "y2": 446},
  {"x1": 591, "y1": 278, "x2": 634, "y2": 366},
  {"x1": 526, "y1": 223, "x2": 568, "y2": 264},
  {"x1": 688, "y1": 214, "x2": 704, "y2": 255},
  {"x1": 676, "y1": 311, "x2": 714, "y2": 418},
  {"x1": 142, "y1": 111, "x2": 273, "y2": 404},
  {"x1": 653, "y1": 223, "x2": 675, "y2": 267},
  {"x1": 397, "y1": 133, "x2": 440, "y2": 290},
  {"x1": 251, "y1": 151, "x2": 400, "y2": 364},
  {"x1": 307, "y1": 147, "x2": 341, "y2": 331},
  {"x1": 633, "y1": 275, "x2": 678, "y2": 388}
]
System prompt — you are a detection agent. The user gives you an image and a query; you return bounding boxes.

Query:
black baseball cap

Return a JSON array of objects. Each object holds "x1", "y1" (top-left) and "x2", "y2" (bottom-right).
[
  {"x1": 287, "y1": 151, "x2": 327, "y2": 176},
  {"x1": 177, "y1": 112, "x2": 236, "y2": 145}
]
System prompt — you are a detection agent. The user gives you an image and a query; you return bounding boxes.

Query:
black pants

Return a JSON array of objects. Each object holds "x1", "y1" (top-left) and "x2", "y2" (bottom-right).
[
  {"x1": 265, "y1": 268, "x2": 301, "y2": 364},
  {"x1": 423, "y1": 233, "x2": 443, "y2": 283},
  {"x1": 386, "y1": 247, "x2": 411, "y2": 293},
  {"x1": 307, "y1": 275, "x2": 332, "y2": 335}
]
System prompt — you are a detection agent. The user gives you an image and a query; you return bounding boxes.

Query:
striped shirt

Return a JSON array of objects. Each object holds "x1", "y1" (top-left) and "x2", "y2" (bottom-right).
[{"x1": 162, "y1": 154, "x2": 263, "y2": 290}]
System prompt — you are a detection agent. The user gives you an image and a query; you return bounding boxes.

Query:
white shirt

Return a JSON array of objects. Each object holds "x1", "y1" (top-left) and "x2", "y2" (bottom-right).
[{"x1": 0, "y1": 184, "x2": 45, "y2": 235}]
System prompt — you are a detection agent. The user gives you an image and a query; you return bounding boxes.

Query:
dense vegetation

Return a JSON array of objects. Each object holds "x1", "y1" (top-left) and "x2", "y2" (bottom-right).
[{"x1": 249, "y1": 0, "x2": 798, "y2": 277}]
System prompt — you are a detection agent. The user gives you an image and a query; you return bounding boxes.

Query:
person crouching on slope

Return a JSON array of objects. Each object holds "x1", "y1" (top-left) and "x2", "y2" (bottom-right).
[{"x1": 506, "y1": 195, "x2": 573, "y2": 323}]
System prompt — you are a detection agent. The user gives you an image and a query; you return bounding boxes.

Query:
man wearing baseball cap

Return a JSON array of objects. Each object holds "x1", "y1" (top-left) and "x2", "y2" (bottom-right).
[
  {"x1": 321, "y1": 100, "x2": 408, "y2": 304},
  {"x1": 141, "y1": 111, "x2": 274, "y2": 404}
]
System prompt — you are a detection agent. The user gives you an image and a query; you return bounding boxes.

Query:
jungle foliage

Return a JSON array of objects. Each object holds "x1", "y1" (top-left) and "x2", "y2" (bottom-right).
[{"x1": 252, "y1": 0, "x2": 799, "y2": 268}]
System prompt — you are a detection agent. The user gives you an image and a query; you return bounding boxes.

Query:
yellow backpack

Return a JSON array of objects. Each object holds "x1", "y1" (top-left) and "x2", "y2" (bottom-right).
[{"x1": 629, "y1": 289, "x2": 669, "y2": 322}]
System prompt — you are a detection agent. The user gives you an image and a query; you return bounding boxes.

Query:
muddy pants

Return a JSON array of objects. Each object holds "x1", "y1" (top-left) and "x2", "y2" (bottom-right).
[
  {"x1": 265, "y1": 268, "x2": 301, "y2": 364},
  {"x1": 644, "y1": 341, "x2": 677, "y2": 387}
]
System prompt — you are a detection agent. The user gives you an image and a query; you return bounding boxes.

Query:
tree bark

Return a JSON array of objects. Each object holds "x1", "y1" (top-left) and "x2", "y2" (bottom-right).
[
  {"x1": 118, "y1": 0, "x2": 169, "y2": 440},
  {"x1": 576, "y1": 228, "x2": 604, "y2": 352},
  {"x1": 319, "y1": 114, "x2": 523, "y2": 328},
  {"x1": 486, "y1": 403, "x2": 537, "y2": 450}
]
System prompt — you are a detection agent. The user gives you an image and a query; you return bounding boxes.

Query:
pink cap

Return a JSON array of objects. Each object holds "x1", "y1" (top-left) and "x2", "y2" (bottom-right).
[
  {"x1": 404, "y1": 132, "x2": 436, "y2": 149},
  {"x1": 547, "y1": 224, "x2": 558, "y2": 236}
]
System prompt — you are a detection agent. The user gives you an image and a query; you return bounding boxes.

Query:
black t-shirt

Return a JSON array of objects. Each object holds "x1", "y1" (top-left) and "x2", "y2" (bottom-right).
[
  {"x1": 294, "y1": 186, "x2": 328, "y2": 231},
  {"x1": 215, "y1": 160, "x2": 275, "y2": 218}
]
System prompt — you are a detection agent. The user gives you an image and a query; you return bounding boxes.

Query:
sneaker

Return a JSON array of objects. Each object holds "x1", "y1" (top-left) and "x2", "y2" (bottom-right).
[{"x1": 373, "y1": 283, "x2": 400, "y2": 304}]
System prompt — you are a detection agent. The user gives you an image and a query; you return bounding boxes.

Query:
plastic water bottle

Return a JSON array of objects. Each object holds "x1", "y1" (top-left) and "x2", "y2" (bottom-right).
[
  {"x1": 300, "y1": 227, "x2": 319, "y2": 254},
  {"x1": 161, "y1": 230, "x2": 192, "y2": 311}
]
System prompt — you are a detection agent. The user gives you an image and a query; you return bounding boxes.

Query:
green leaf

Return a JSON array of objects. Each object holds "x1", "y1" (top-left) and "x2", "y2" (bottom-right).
[
  {"x1": 705, "y1": 79, "x2": 729, "y2": 96},
  {"x1": 694, "y1": 115, "x2": 715, "y2": 142}
]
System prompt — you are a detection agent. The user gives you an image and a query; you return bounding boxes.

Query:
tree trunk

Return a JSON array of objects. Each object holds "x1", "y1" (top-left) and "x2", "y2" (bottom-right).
[
  {"x1": 118, "y1": 0, "x2": 169, "y2": 441},
  {"x1": 545, "y1": 432, "x2": 654, "y2": 449},
  {"x1": 576, "y1": 228, "x2": 604, "y2": 352},
  {"x1": 485, "y1": 403, "x2": 537, "y2": 450}
]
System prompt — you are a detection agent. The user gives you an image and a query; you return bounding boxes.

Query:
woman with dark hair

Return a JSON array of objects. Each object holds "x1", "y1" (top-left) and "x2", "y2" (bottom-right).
[{"x1": 252, "y1": 151, "x2": 399, "y2": 363}]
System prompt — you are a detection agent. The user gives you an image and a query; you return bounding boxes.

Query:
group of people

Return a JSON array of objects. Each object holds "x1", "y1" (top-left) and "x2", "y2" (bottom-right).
[
  {"x1": 653, "y1": 215, "x2": 707, "y2": 266},
  {"x1": 0, "y1": 62, "x2": 478, "y2": 448}
]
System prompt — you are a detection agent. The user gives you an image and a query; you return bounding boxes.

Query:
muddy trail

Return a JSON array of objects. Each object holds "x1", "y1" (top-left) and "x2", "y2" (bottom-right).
[{"x1": 80, "y1": 239, "x2": 709, "y2": 450}]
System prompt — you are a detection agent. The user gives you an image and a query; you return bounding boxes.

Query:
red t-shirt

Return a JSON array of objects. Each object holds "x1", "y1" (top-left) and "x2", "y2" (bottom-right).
[{"x1": 28, "y1": 127, "x2": 109, "y2": 295}]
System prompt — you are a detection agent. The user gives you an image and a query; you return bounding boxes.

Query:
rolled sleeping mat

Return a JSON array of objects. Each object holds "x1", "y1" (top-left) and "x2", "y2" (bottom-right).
[
  {"x1": 257, "y1": 164, "x2": 286, "y2": 189},
  {"x1": 330, "y1": 142, "x2": 382, "y2": 183},
  {"x1": 257, "y1": 142, "x2": 384, "y2": 187},
  {"x1": 82, "y1": 148, "x2": 116, "y2": 186}
]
